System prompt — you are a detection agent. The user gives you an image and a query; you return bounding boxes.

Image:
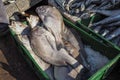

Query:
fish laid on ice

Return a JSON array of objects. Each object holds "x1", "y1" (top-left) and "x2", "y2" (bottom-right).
[{"x1": 36, "y1": 6, "x2": 64, "y2": 50}]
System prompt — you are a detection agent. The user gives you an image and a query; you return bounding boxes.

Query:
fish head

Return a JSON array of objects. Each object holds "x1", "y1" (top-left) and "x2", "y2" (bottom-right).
[
  {"x1": 10, "y1": 21, "x2": 28, "y2": 34},
  {"x1": 36, "y1": 6, "x2": 61, "y2": 22},
  {"x1": 27, "y1": 15, "x2": 40, "y2": 29},
  {"x1": 36, "y1": 6, "x2": 52, "y2": 21}
]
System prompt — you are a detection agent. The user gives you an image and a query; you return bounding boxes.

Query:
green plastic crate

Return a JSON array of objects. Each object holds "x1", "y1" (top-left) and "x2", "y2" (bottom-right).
[{"x1": 10, "y1": 18, "x2": 120, "y2": 80}]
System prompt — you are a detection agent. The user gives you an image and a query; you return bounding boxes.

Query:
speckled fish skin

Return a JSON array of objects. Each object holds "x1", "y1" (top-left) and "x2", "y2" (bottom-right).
[
  {"x1": 106, "y1": 21, "x2": 120, "y2": 28},
  {"x1": 9, "y1": 20, "x2": 51, "y2": 71},
  {"x1": 93, "y1": 26, "x2": 102, "y2": 33},
  {"x1": 29, "y1": 27, "x2": 79, "y2": 66},
  {"x1": 36, "y1": 6, "x2": 64, "y2": 50}
]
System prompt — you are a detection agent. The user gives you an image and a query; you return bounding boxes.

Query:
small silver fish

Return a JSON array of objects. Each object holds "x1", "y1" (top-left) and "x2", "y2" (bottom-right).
[
  {"x1": 105, "y1": 28, "x2": 120, "y2": 40},
  {"x1": 92, "y1": 15, "x2": 120, "y2": 27},
  {"x1": 90, "y1": 9, "x2": 120, "y2": 17},
  {"x1": 27, "y1": 15, "x2": 40, "y2": 29},
  {"x1": 101, "y1": 29, "x2": 110, "y2": 37},
  {"x1": 84, "y1": 45, "x2": 109, "y2": 75},
  {"x1": 106, "y1": 21, "x2": 120, "y2": 28},
  {"x1": 93, "y1": 26, "x2": 101, "y2": 33}
]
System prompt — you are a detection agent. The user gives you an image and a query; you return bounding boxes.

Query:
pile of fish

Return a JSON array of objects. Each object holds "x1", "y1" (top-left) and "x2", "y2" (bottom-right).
[
  {"x1": 49, "y1": 0, "x2": 120, "y2": 47},
  {"x1": 90, "y1": 10, "x2": 120, "y2": 47},
  {"x1": 9, "y1": 5, "x2": 109, "y2": 80},
  {"x1": 48, "y1": 0, "x2": 120, "y2": 21}
]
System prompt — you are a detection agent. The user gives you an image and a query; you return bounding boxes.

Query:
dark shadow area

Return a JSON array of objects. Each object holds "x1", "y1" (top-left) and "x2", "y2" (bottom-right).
[
  {"x1": 104, "y1": 59, "x2": 120, "y2": 80},
  {"x1": 0, "y1": 32, "x2": 39, "y2": 80}
]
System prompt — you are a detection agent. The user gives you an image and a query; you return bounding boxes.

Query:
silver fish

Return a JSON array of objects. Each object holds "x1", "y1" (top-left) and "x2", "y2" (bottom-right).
[
  {"x1": 54, "y1": 66, "x2": 74, "y2": 80},
  {"x1": 93, "y1": 26, "x2": 101, "y2": 33},
  {"x1": 92, "y1": 15, "x2": 120, "y2": 27},
  {"x1": 27, "y1": 15, "x2": 56, "y2": 80},
  {"x1": 90, "y1": 9, "x2": 120, "y2": 16},
  {"x1": 105, "y1": 28, "x2": 120, "y2": 40},
  {"x1": 29, "y1": 27, "x2": 79, "y2": 66},
  {"x1": 36, "y1": 6, "x2": 64, "y2": 50},
  {"x1": 9, "y1": 20, "x2": 51, "y2": 71},
  {"x1": 27, "y1": 15, "x2": 40, "y2": 29},
  {"x1": 84, "y1": 45, "x2": 109, "y2": 75}
]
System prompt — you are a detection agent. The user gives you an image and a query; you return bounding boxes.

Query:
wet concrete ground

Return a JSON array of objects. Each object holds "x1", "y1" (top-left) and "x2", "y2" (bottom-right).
[{"x1": 0, "y1": 33, "x2": 39, "y2": 80}]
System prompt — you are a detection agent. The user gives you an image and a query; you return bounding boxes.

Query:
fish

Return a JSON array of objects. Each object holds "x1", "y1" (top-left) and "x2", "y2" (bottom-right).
[
  {"x1": 93, "y1": 26, "x2": 101, "y2": 33},
  {"x1": 36, "y1": 6, "x2": 65, "y2": 50},
  {"x1": 9, "y1": 20, "x2": 51, "y2": 71},
  {"x1": 90, "y1": 9, "x2": 120, "y2": 17},
  {"x1": 105, "y1": 28, "x2": 120, "y2": 40},
  {"x1": 28, "y1": 13, "x2": 82, "y2": 73},
  {"x1": 27, "y1": 15, "x2": 40, "y2": 29},
  {"x1": 92, "y1": 15, "x2": 120, "y2": 27},
  {"x1": 110, "y1": 35, "x2": 120, "y2": 45},
  {"x1": 105, "y1": 21, "x2": 120, "y2": 28},
  {"x1": 29, "y1": 26, "x2": 80, "y2": 67}
]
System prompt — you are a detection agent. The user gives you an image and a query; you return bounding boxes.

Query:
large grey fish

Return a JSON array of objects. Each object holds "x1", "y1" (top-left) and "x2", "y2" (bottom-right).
[
  {"x1": 90, "y1": 9, "x2": 120, "y2": 16},
  {"x1": 100, "y1": 29, "x2": 110, "y2": 37},
  {"x1": 105, "y1": 28, "x2": 120, "y2": 40},
  {"x1": 29, "y1": 26, "x2": 79, "y2": 67},
  {"x1": 36, "y1": 6, "x2": 65, "y2": 50},
  {"x1": 9, "y1": 20, "x2": 51, "y2": 71},
  {"x1": 92, "y1": 15, "x2": 120, "y2": 27}
]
